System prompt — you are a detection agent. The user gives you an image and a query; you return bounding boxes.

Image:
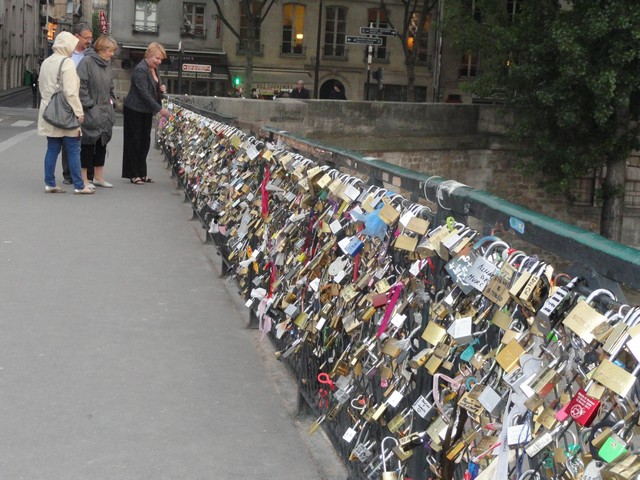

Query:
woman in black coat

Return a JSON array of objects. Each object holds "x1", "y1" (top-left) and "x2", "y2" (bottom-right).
[{"x1": 121, "y1": 42, "x2": 171, "y2": 185}]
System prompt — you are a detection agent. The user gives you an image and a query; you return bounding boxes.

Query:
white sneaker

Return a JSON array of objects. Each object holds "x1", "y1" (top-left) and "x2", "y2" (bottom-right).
[
  {"x1": 92, "y1": 180, "x2": 113, "y2": 188},
  {"x1": 85, "y1": 183, "x2": 96, "y2": 190},
  {"x1": 45, "y1": 186, "x2": 66, "y2": 193},
  {"x1": 74, "y1": 186, "x2": 95, "y2": 195}
]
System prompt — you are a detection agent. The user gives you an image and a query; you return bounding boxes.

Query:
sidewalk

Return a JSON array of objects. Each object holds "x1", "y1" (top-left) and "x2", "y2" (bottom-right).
[{"x1": 0, "y1": 115, "x2": 346, "y2": 479}]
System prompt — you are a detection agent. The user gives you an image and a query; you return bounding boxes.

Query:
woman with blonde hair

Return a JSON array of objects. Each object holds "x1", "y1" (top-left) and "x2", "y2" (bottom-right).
[
  {"x1": 121, "y1": 41, "x2": 171, "y2": 185},
  {"x1": 77, "y1": 35, "x2": 118, "y2": 189}
]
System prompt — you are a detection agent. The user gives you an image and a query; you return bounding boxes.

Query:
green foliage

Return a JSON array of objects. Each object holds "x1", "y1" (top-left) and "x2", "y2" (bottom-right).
[{"x1": 444, "y1": 0, "x2": 640, "y2": 197}]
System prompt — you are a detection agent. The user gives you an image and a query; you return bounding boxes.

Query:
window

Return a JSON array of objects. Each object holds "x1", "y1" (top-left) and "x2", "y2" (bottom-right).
[
  {"x1": 282, "y1": 3, "x2": 305, "y2": 55},
  {"x1": 239, "y1": 1, "x2": 261, "y2": 54},
  {"x1": 408, "y1": 12, "x2": 430, "y2": 64},
  {"x1": 367, "y1": 8, "x2": 389, "y2": 61},
  {"x1": 182, "y1": 3, "x2": 206, "y2": 37},
  {"x1": 460, "y1": 52, "x2": 479, "y2": 77},
  {"x1": 507, "y1": 0, "x2": 522, "y2": 22},
  {"x1": 134, "y1": 1, "x2": 158, "y2": 34},
  {"x1": 324, "y1": 6, "x2": 346, "y2": 58},
  {"x1": 464, "y1": 0, "x2": 482, "y2": 22}
]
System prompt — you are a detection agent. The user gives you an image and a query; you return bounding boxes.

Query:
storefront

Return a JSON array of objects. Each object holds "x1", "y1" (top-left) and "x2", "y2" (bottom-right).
[{"x1": 121, "y1": 46, "x2": 231, "y2": 97}]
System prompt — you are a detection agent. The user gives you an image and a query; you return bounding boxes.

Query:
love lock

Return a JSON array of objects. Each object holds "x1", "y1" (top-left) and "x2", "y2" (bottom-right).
[
  {"x1": 581, "y1": 459, "x2": 604, "y2": 480},
  {"x1": 380, "y1": 436, "x2": 402, "y2": 480},
  {"x1": 596, "y1": 418, "x2": 634, "y2": 463}
]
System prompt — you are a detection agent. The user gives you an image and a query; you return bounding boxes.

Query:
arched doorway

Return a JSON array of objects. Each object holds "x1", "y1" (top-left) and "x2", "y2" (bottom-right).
[{"x1": 320, "y1": 79, "x2": 347, "y2": 100}]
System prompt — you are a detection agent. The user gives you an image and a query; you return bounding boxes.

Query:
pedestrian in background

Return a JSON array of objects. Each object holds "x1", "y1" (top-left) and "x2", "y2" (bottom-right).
[
  {"x1": 61, "y1": 22, "x2": 93, "y2": 185},
  {"x1": 121, "y1": 41, "x2": 171, "y2": 185},
  {"x1": 290, "y1": 80, "x2": 310, "y2": 99},
  {"x1": 37, "y1": 31, "x2": 93, "y2": 194},
  {"x1": 329, "y1": 83, "x2": 346, "y2": 100},
  {"x1": 77, "y1": 35, "x2": 118, "y2": 189}
]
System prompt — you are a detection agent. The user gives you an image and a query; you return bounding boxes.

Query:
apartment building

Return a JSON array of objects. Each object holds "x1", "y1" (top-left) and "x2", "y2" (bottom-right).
[
  {"x1": 108, "y1": 0, "x2": 457, "y2": 102},
  {"x1": 0, "y1": 0, "x2": 41, "y2": 91},
  {"x1": 0, "y1": 0, "x2": 487, "y2": 103}
]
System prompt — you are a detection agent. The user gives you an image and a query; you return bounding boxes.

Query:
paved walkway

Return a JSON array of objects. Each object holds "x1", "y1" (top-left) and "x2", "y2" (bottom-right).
[{"x1": 0, "y1": 107, "x2": 346, "y2": 479}]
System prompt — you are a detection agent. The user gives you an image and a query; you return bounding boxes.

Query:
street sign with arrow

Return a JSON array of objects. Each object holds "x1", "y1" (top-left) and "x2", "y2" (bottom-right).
[{"x1": 345, "y1": 36, "x2": 383, "y2": 46}]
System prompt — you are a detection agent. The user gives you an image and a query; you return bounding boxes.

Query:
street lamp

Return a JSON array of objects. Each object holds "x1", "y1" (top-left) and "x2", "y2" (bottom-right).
[{"x1": 313, "y1": 0, "x2": 323, "y2": 98}]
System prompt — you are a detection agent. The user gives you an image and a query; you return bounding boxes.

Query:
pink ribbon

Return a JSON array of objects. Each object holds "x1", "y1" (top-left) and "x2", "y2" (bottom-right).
[
  {"x1": 376, "y1": 282, "x2": 404, "y2": 338},
  {"x1": 261, "y1": 166, "x2": 270, "y2": 219}
]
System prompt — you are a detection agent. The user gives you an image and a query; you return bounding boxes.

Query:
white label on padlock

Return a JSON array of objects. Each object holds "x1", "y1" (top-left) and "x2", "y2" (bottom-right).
[
  {"x1": 409, "y1": 259, "x2": 427, "y2": 276},
  {"x1": 245, "y1": 298, "x2": 254, "y2": 308},
  {"x1": 390, "y1": 313, "x2": 406, "y2": 328},
  {"x1": 329, "y1": 219, "x2": 343, "y2": 234},
  {"x1": 285, "y1": 191, "x2": 297, "y2": 202},
  {"x1": 337, "y1": 237, "x2": 352, "y2": 255},
  {"x1": 524, "y1": 431, "x2": 553, "y2": 457},
  {"x1": 246, "y1": 144, "x2": 260, "y2": 160},
  {"x1": 334, "y1": 269, "x2": 347, "y2": 284},
  {"x1": 412, "y1": 395, "x2": 433, "y2": 418},
  {"x1": 507, "y1": 424, "x2": 531, "y2": 446},
  {"x1": 387, "y1": 390, "x2": 404, "y2": 408},
  {"x1": 316, "y1": 316, "x2": 327, "y2": 331},
  {"x1": 335, "y1": 375, "x2": 352, "y2": 391},
  {"x1": 466, "y1": 256, "x2": 497, "y2": 292},
  {"x1": 309, "y1": 278, "x2": 321, "y2": 292},
  {"x1": 626, "y1": 335, "x2": 640, "y2": 362},
  {"x1": 447, "y1": 316, "x2": 474, "y2": 344},
  {"x1": 399, "y1": 211, "x2": 415, "y2": 227},
  {"x1": 349, "y1": 205, "x2": 364, "y2": 219},
  {"x1": 342, "y1": 427, "x2": 357, "y2": 443},
  {"x1": 343, "y1": 184, "x2": 361, "y2": 201},
  {"x1": 581, "y1": 460, "x2": 604, "y2": 480},
  {"x1": 518, "y1": 373, "x2": 538, "y2": 398},
  {"x1": 334, "y1": 389, "x2": 351, "y2": 404}
]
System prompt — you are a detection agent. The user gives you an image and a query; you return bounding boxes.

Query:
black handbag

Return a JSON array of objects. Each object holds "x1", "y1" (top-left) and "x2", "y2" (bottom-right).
[{"x1": 42, "y1": 58, "x2": 80, "y2": 129}]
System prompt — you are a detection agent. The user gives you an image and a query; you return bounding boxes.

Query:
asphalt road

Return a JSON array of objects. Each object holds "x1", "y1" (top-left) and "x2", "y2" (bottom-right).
[{"x1": 0, "y1": 103, "x2": 347, "y2": 479}]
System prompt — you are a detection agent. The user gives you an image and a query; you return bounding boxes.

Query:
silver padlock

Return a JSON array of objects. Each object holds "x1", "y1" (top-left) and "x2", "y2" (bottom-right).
[
  {"x1": 581, "y1": 460, "x2": 604, "y2": 480},
  {"x1": 380, "y1": 436, "x2": 401, "y2": 480}
]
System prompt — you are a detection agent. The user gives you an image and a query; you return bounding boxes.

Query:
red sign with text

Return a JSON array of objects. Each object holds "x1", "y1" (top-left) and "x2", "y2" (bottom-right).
[{"x1": 99, "y1": 11, "x2": 108, "y2": 34}]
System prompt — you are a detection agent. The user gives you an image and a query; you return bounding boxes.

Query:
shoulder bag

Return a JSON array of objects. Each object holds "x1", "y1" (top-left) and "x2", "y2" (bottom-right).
[{"x1": 43, "y1": 58, "x2": 80, "y2": 129}]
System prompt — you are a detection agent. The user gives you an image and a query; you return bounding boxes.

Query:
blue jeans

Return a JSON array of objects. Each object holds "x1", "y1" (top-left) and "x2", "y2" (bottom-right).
[{"x1": 44, "y1": 136, "x2": 83, "y2": 190}]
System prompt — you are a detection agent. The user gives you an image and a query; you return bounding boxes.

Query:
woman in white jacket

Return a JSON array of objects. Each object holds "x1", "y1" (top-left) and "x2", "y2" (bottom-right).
[{"x1": 38, "y1": 31, "x2": 93, "y2": 194}]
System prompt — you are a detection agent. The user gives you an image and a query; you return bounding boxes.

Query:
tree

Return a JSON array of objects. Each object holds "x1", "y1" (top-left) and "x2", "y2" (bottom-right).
[
  {"x1": 210, "y1": 0, "x2": 277, "y2": 95},
  {"x1": 381, "y1": 0, "x2": 438, "y2": 102},
  {"x1": 444, "y1": 0, "x2": 640, "y2": 241}
]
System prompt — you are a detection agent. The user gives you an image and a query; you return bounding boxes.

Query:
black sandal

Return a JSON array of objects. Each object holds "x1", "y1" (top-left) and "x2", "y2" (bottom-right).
[
  {"x1": 142, "y1": 177, "x2": 154, "y2": 183},
  {"x1": 130, "y1": 177, "x2": 144, "y2": 185}
]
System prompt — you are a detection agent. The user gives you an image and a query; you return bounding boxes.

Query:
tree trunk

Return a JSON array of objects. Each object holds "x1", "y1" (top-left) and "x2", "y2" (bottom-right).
[
  {"x1": 406, "y1": 59, "x2": 416, "y2": 102},
  {"x1": 600, "y1": 101, "x2": 630, "y2": 241},
  {"x1": 600, "y1": 156, "x2": 625, "y2": 241}
]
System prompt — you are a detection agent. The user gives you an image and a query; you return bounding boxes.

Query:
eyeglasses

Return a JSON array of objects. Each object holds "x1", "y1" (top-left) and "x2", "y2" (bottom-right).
[{"x1": 80, "y1": 35, "x2": 93, "y2": 41}]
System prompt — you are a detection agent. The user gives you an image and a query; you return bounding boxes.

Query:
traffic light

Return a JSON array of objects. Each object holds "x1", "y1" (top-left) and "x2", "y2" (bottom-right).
[{"x1": 233, "y1": 76, "x2": 241, "y2": 87}]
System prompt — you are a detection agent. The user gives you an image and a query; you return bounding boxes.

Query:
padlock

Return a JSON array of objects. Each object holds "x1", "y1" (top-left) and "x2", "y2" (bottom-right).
[
  {"x1": 380, "y1": 436, "x2": 401, "y2": 480},
  {"x1": 598, "y1": 419, "x2": 632, "y2": 463}
]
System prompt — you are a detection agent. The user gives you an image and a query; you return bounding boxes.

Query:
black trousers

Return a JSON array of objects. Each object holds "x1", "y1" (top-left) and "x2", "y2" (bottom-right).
[
  {"x1": 63, "y1": 145, "x2": 94, "y2": 181},
  {"x1": 122, "y1": 106, "x2": 153, "y2": 179},
  {"x1": 81, "y1": 139, "x2": 107, "y2": 169}
]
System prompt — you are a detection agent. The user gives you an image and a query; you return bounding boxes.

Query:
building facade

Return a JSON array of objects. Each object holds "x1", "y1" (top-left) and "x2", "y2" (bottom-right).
[
  {"x1": 0, "y1": 0, "x2": 41, "y2": 91},
  {"x1": 108, "y1": 0, "x2": 451, "y2": 102}
]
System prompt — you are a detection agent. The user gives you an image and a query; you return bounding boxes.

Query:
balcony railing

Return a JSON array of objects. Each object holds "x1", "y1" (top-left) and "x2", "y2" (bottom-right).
[
  {"x1": 236, "y1": 41, "x2": 264, "y2": 56},
  {"x1": 280, "y1": 44, "x2": 307, "y2": 56},
  {"x1": 132, "y1": 24, "x2": 159, "y2": 34},
  {"x1": 181, "y1": 25, "x2": 206, "y2": 38}
]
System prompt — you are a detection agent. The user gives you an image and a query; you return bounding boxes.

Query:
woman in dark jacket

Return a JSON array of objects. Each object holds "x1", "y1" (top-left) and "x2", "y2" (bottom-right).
[
  {"x1": 77, "y1": 35, "x2": 118, "y2": 189},
  {"x1": 121, "y1": 42, "x2": 171, "y2": 185}
]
